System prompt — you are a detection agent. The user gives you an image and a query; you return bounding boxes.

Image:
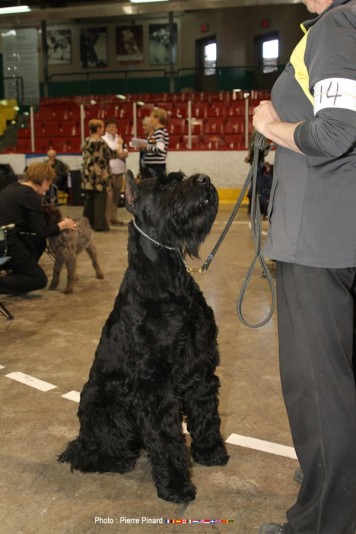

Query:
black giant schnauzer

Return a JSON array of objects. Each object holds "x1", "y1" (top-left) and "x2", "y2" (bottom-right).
[{"x1": 58, "y1": 170, "x2": 229, "y2": 503}]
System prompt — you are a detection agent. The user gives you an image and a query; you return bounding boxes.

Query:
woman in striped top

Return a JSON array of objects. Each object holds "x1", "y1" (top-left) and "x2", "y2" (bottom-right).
[{"x1": 140, "y1": 107, "x2": 169, "y2": 179}]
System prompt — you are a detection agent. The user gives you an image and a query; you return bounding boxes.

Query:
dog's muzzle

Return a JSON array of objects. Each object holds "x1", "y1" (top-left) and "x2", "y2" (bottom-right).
[
  {"x1": 196, "y1": 175, "x2": 216, "y2": 205},
  {"x1": 196, "y1": 174, "x2": 210, "y2": 186}
]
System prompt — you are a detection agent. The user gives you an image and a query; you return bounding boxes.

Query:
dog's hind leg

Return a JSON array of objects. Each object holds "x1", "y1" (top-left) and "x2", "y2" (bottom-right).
[
  {"x1": 183, "y1": 375, "x2": 229, "y2": 467},
  {"x1": 58, "y1": 382, "x2": 141, "y2": 473},
  {"x1": 138, "y1": 399, "x2": 196, "y2": 503},
  {"x1": 85, "y1": 243, "x2": 104, "y2": 280}
]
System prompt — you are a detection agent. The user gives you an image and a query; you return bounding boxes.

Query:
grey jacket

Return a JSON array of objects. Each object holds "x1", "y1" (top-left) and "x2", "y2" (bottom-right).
[{"x1": 264, "y1": 0, "x2": 356, "y2": 268}]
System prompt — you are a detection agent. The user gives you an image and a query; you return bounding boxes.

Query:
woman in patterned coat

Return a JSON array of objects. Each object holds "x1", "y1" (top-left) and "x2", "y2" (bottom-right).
[{"x1": 81, "y1": 119, "x2": 119, "y2": 231}]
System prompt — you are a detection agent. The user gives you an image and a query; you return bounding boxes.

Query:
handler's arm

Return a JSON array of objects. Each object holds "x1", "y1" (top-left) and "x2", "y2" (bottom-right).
[{"x1": 252, "y1": 100, "x2": 303, "y2": 154}]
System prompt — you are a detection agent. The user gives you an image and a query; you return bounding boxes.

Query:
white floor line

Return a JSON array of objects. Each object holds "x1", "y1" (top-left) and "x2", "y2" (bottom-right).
[
  {"x1": 0, "y1": 365, "x2": 5, "y2": 370},
  {"x1": 1, "y1": 372, "x2": 296, "y2": 461},
  {"x1": 5, "y1": 371, "x2": 57, "y2": 392},
  {"x1": 182, "y1": 424, "x2": 296, "y2": 461},
  {"x1": 226, "y1": 433, "x2": 297, "y2": 459},
  {"x1": 62, "y1": 390, "x2": 80, "y2": 402}
]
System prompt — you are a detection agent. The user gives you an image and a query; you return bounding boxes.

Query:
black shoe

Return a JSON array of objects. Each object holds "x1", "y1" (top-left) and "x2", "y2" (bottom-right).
[
  {"x1": 259, "y1": 523, "x2": 290, "y2": 534},
  {"x1": 294, "y1": 467, "x2": 303, "y2": 485}
]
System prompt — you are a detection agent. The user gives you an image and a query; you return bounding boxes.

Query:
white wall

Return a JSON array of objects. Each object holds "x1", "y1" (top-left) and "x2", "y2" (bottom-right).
[{"x1": 0, "y1": 148, "x2": 275, "y2": 190}]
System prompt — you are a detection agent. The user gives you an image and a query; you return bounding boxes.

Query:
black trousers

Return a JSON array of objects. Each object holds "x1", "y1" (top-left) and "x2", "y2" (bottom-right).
[
  {"x1": 82, "y1": 189, "x2": 107, "y2": 231},
  {"x1": 0, "y1": 233, "x2": 47, "y2": 294},
  {"x1": 141, "y1": 164, "x2": 166, "y2": 180},
  {"x1": 276, "y1": 262, "x2": 356, "y2": 534}
]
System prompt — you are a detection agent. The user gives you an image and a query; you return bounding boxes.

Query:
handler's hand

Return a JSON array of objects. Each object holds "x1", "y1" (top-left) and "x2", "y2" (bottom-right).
[
  {"x1": 252, "y1": 100, "x2": 280, "y2": 137},
  {"x1": 58, "y1": 217, "x2": 77, "y2": 232}
]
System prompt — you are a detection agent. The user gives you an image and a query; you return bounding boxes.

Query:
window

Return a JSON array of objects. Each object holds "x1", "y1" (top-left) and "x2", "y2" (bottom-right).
[
  {"x1": 262, "y1": 38, "x2": 279, "y2": 74},
  {"x1": 204, "y1": 42, "x2": 216, "y2": 76}
]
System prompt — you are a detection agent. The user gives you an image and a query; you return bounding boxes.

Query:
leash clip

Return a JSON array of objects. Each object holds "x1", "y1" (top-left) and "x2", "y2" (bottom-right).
[{"x1": 186, "y1": 266, "x2": 203, "y2": 273}]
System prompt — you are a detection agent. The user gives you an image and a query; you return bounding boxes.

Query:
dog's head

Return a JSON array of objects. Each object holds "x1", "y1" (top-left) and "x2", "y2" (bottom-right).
[
  {"x1": 125, "y1": 169, "x2": 218, "y2": 258},
  {"x1": 42, "y1": 204, "x2": 63, "y2": 225}
]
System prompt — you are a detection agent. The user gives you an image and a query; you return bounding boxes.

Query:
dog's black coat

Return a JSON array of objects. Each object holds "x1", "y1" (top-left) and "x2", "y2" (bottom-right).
[{"x1": 58, "y1": 170, "x2": 229, "y2": 503}]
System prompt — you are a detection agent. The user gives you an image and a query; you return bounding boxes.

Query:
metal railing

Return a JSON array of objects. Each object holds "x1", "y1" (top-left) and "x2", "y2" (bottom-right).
[{"x1": 44, "y1": 65, "x2": 284, "y2": 97}]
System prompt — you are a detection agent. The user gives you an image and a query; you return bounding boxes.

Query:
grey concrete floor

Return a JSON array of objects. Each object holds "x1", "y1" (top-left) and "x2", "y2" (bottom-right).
[{"x1": 0, "y1": 204, "x2": 299, "y2": 534}]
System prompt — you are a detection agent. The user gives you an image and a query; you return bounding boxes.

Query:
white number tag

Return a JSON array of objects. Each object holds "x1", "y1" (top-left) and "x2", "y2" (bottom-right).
[{"x1": 313, "y1": 78, "x2": 356, "y2": 114}]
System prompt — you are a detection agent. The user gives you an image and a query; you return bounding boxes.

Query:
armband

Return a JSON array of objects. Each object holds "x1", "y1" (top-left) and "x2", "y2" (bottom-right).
[{"x1": 313, "y1": 78, "x2": 356, "y2": 114}]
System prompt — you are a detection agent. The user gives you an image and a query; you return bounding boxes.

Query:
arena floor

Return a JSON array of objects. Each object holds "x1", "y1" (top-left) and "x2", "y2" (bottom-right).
[{"x1": 0, "y1": 204, "x2": 299, "y2": 534}]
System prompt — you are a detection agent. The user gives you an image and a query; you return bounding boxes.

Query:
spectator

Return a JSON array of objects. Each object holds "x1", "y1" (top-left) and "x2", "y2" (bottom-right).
[
  {"x1": 101, "y1": 118, "x2": 128, "y2": 226},
  {"x1": 138, "y1": 107, "x2": 169, "y2": 179},
  {"x1": 256, "y1": 161, "x2": 273, "y2": 218},
  {"x1": 81, "y1": 119, "x2": 119, "y2": 232},
  {"x1": 45, "y1": 149, "x2": 69, "y2": 192},
  {"x1": 138, "y1": 115, "x2": 154, "y2": 180}
]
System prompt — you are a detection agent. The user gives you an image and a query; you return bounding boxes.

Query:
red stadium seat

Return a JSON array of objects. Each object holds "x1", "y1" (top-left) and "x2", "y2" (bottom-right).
[
  {"x1": 226, "y1": 101, "x2": 246, "y2": 117},
  {"x1": 225, "y1": 117, "x2": 245, "y2": 134},
  {"x1": 169, "y1": 135, "x2": 182, "y2": 149},
  {"x1": 224, "y1": 134, "x2": 245, "y2": 149},
  {"x1": 167, "y1": 118, "x2": 187, "y2": 135},
  {"x1": 206, "y1": 102, "x2": 227, "y2": 118},
  {"x1": 191, "y1": 102, "x2": 208, "y2": 119},
  {"x1": 204, "y1": 117, "x2": 225, "y2": 135}
]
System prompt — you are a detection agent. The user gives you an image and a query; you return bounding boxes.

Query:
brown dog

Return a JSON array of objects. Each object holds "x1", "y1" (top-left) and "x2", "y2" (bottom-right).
[{"x1": 43, "y1": 206, "x2": 104, "y2": 294}]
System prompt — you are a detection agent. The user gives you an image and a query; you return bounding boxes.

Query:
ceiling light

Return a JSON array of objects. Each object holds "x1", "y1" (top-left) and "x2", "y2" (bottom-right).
[
  {"x1": 130, "y1": 0, "x2": 168, "y2": 3},
  {"x1": 0, "y1": 6, "x2": 31, "y2": 15}
]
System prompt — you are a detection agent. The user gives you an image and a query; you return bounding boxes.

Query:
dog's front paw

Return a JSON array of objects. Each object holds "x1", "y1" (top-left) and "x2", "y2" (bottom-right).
[
  {"x1": 191, "y1": 442, "x2": 229, "y2": 466},
  {"x1": 156, "y1": 480, "x2": 196, "y2": 503},
  {"x1": 49, "y1": 283, "x2": 58, "y2": 290}
]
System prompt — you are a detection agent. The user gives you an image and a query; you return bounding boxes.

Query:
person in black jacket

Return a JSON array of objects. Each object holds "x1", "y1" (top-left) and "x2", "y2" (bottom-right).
[
  {"x1": 44, "y1": 149, "x2": 69, "y2": 192},
  {"x1": 0, "y1": 163, "x2": 77, "y2": 295}
]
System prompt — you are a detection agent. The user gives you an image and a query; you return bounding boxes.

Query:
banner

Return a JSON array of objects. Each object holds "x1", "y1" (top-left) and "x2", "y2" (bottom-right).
[{"x1": 2, "y1": 28, "x2": 39, "y2": 106}]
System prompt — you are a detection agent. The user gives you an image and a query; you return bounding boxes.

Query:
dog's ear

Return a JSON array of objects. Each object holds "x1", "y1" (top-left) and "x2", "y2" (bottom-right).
[
  {"x1": 158, "y1": 171, "x2": 184, "y2": 188},
  {"x1": 125, "y1": 170, "x2": 140, "y2": 212}
]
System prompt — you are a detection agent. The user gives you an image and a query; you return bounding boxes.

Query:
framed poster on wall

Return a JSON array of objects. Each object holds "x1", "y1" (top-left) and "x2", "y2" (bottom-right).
[
  {"x1": 2, "y1": 28, "x2": 39, "y2": 105},
  {"x1": 148, "y1": 23, "x2": 177, "y2": 65},
  {"x1": 116, "y1": 25, "x2": 143, "y2": 64},
  {"x1": 47, "y1": 29, "x2": 71, "y2": 65},
  {"x1": 80, "y1": 27, "x2": 108, "y2": 68}
]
